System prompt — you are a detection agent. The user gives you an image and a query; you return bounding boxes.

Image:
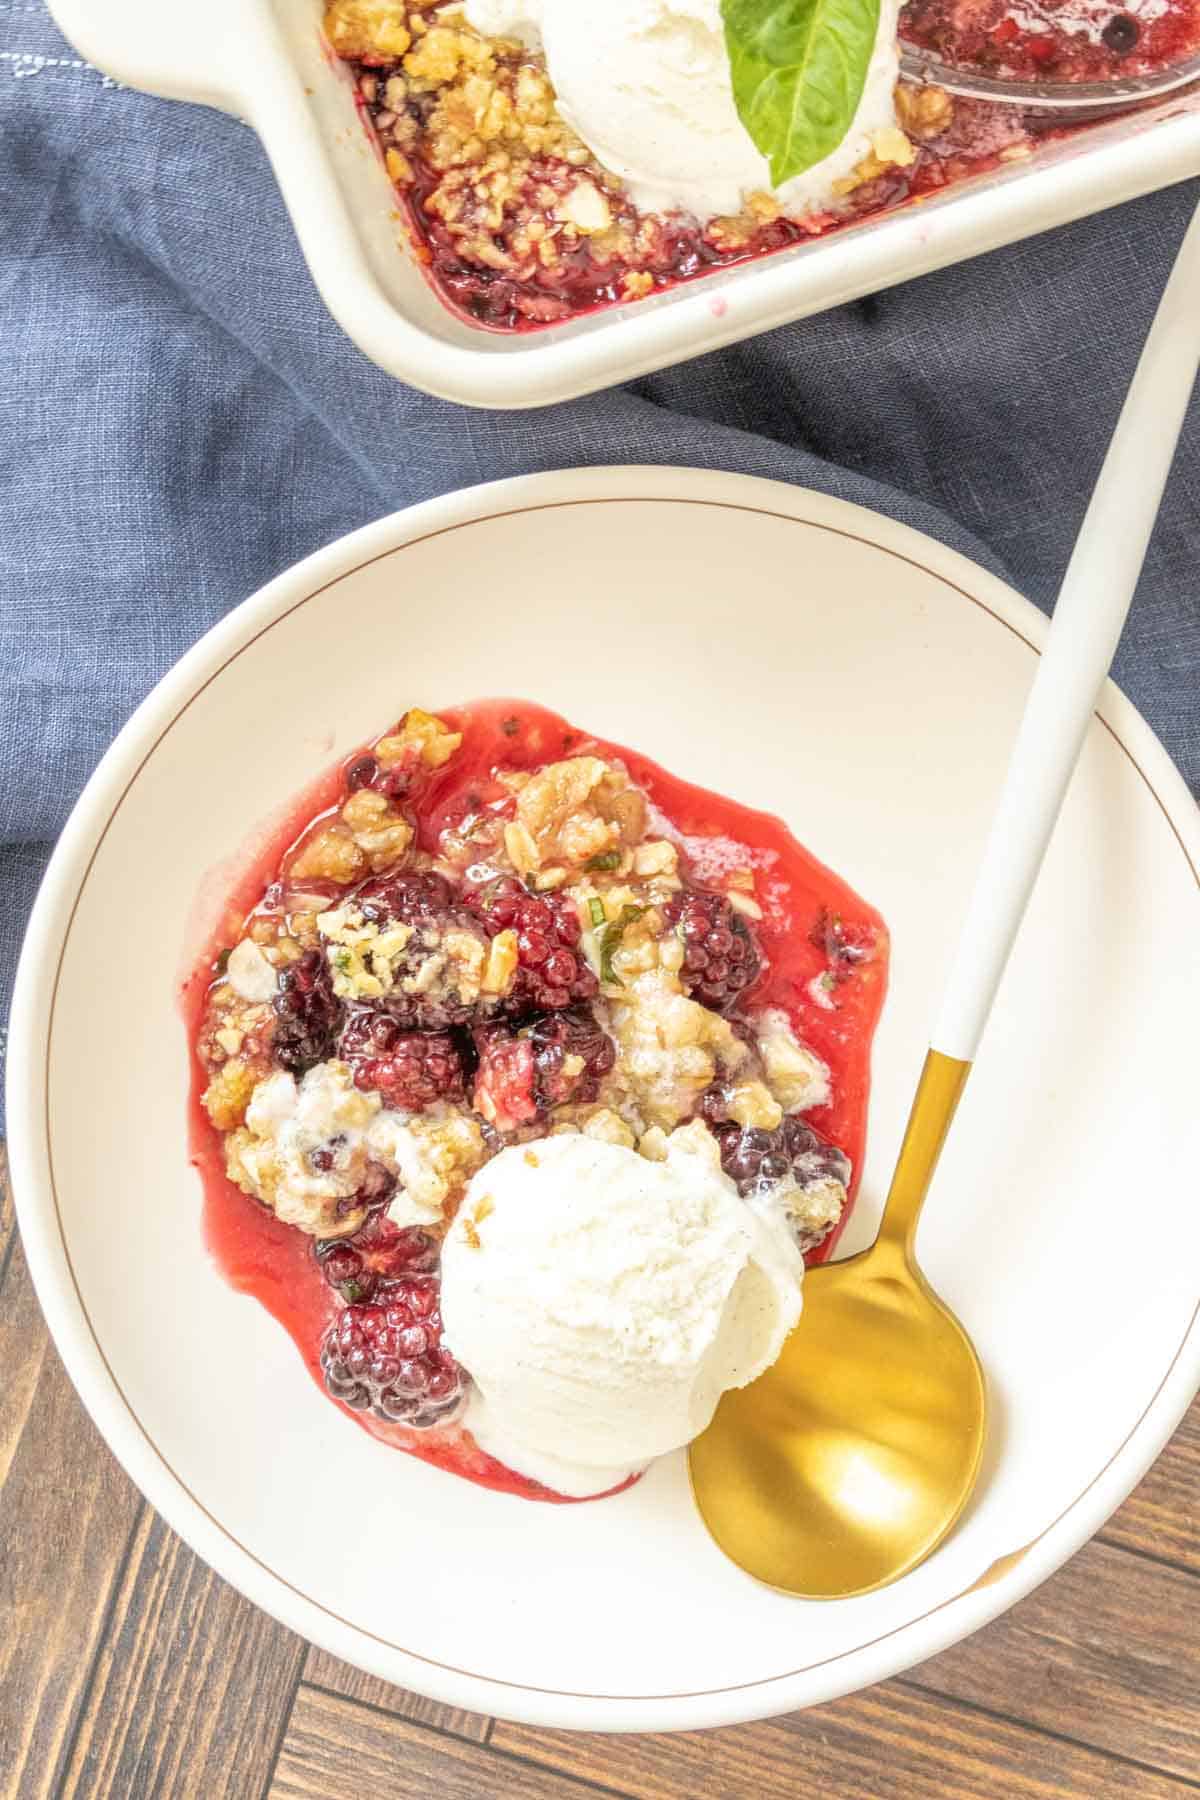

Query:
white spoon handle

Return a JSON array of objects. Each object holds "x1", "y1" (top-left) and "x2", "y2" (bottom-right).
[{"x1": 933, "y1": 201, "x2": 1200, "y2": 1064}]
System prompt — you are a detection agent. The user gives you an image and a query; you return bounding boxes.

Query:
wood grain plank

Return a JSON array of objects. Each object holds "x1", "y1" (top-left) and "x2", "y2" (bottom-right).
[
  {"x1": 494, "y1": 1681, "x2": 1199, "y2": 1800},
  {"x1": 56, "y1": 1508, "x2": 308, "y2": 1799},
  {"x1": 302, "y1": 1647, "x2": 490, "y2": 1741},
  {"x1": 905, "y1": 1537, "x2": 1200, "y2": 1780},
  {"x1": 271, "y1": 1686, "x2": 600, "y2": 1800},
  {"x1": 0, "y1": 1145, "x2": 13, "y2": 1283},
  {"x1": 1099, "y1": 1395, "x2": 1200, "y2": 1575},
  {"x1": 0, "y1": 1234, "x2": 143, "y2": 1800}
]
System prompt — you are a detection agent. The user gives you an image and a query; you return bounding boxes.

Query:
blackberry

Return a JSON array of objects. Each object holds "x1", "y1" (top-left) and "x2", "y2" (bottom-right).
[
  {"x1": 357, "y1": 868, "x2": 457, "y2": 931},
  {"x1": 663, "y1": 889, "x2": 760, "y2": 1013},
  {"x1": 345, "y1": 754, "x2": 379, "y2": 791},
  {"x1": 473, "y1": 1008, "x2": 615, "y2": 1128},
  {"x1": 527, "y1": 1009, "x2": 615, "y2": 1109},
  {"x1": 810, "y1": 907, "x2": 877, "y2": 975},
  {"x1": 316, "y1": 1215, "x2": 438, "y2": 1304},
  {"x1": 471, "y1": 1021, "x2": 537, "y2": 1132},
  {"x1": 340, "y1": 1010, "x2": 467, "y2": 1111},
  {"x1": 352, "y1": 870, "x2": 489, "y2": 1030},
  {"x1": 1101, "y1": 11, "x2": 1139, "y2": 48},
  {"x1": 321, "y1": 1277, "x2": 466, "y2": 1427},
  {"x1": 272, "y1": 949, "x2": 342, "y2": 1074},
  {"x1": 465, "y1": 877, "x2": 598, "y2": 1013},
  {"x1": 711, "y1": 1115, "x2": 851, "y2": 1200}
]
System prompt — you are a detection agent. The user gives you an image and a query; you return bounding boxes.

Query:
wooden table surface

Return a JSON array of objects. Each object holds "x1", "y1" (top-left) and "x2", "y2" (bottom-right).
[{"x1": 3, "y1": 1143, "x2": 1198, "y2": 1800}]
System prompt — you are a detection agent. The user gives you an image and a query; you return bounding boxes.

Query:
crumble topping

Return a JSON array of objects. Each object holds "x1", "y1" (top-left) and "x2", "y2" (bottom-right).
[
  {"x1": 319, "y1": 1, "x2": 1022, "y2": 332},
  {"x1": 199, "y1": 706, "x2": 863, "y2": 1307}
]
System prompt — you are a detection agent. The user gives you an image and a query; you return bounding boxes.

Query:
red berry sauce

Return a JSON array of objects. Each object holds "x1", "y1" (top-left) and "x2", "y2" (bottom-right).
[
  {"x1": 902, "y1": 0, "x2": 1200, "y2": 84},
  {"x1": 185, "y1": 700, "x2": 888, "y2": 1501}
]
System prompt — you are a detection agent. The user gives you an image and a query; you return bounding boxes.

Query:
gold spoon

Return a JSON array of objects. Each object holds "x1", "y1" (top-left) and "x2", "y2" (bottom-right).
[{"x1": 690, "y1": 198, "x2": 1200, "y2": 1599}]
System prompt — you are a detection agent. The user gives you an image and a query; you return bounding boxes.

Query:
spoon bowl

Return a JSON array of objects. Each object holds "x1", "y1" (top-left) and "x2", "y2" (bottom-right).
[
  {"x1": 691, "y1": 1050, "x2": 986, "y2": 1598},
  {"x1": 690, "y1": 1248, "x2": 986, "y2": 1598}
]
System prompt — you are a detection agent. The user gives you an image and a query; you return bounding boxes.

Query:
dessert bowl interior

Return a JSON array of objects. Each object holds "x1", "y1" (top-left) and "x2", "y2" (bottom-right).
[
  {"x1": 43, "y1": 0, "x2": 1200, "y2": 405},
  {"x1": 9, "y1": 466, "x2": 1200, "y2": 1732}
]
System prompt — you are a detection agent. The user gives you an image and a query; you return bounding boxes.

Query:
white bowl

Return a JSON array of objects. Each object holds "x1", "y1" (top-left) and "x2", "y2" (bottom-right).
[
  {"x1": 44, "y1": 0, "x2": 1200, "y2": 407},
  {"x1": 9, "y1": 466, "x2": 1200, "y2": 1732}
]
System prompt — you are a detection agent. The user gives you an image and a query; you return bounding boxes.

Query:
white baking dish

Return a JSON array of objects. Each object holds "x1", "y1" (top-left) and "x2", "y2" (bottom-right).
[{"x1": 48, "y1": 0, "x2": 1200, "y2": 409}]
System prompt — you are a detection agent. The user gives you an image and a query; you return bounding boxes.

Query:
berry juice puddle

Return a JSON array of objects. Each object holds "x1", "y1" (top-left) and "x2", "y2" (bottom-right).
[
  {"x1": 324, "y1": 0, "x2": 1198, "y2": 333},
  {"x1": 189, "y1": 701, "x2": 887, "y2": 1502}
]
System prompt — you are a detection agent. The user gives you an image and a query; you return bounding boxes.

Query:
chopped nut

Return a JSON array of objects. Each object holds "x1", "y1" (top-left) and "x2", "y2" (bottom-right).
[
  {"x1": 225, "y1": 938, "x2": 278, "y2": 1004},
  {"x1": 376, "y1": 708, "x2": 462, "y2": 771},
  {"x1": 725, "y1": 889, "x2": 764, "y2": 921},
  {"x1": 872, "y1": 126, "x2": 917, "y2": 169},
  {"x1": 318, "y1": 907, "x2": 414, "y2": 1000},
  {"x1": 637, "y1": 1125, "x2": 670, "y2": 1161},
  {"x1": 559, "y1": 180, "x2": 611, "y2": 234},
  {"x1": 323, "y1": 0, "x2": 412, "y2": 59},
  {"x1": 203, "y1": 1057, "x2": 258, "y2": 1130},
  {"x1": 506, "y1": 756, "x2": 646, "y2": 879},
  {"x1": 895, "y1": 82, "x2": 953, "y2": 140},
  {"x1": 632, "y1": 839, "x2": 678, "y2": 879},
  {"x1": 480, "y1": 927, "x2": 519, "y2": 996},
  {"x1": 341, "y1": 787, "x2": 413, "y2": 870},
  {"x1": 746, "y1": 189, "x2": 782, "y2": 223},
  {"x1": 756, "y1": 1008, "x2": 832, "y2": 1113},
  {"x1": 550, "y1": 1108, "x2": 644, "y2": 1152},
  {"x1": 288, "y1": 823, "x2": 366, "y2": 885},
  {"x1": 607, "y1": 966, "x2": 749, "y2": 1130},
  {"x1": 621, "y1": 270, "x2": 654, "y2": 302},
  {"x1": 374, "y1": 1109, "x2": 488, "y2": 1224},
  {"x1": 725, "y1": 1078, "x2": 784, "y2": 1131}
]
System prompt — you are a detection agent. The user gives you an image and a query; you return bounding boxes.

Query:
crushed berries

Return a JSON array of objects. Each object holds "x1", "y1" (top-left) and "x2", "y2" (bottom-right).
[
  {"x1": 664, "y1": 889, "x2": 761, "y2": 1013},
  {"x1": 321, "y1": 1277, "x2": 467, "y2": 1426},
  {"x1": 354, "y1": 869, "x2": 489, "y2": 1029},
  {"x1": 810, "y1": 907, "x2": 877, "y2": 982},
  {"x1": 466, "y1": 877, "x2": 598, "y2": 1012},
  {"x1": 711, "y1": 1115, "x2": 851, "y2": 1200},
  {"x1": 272, "y1": 949, "x2": 342, "y2": 1074},
  {"x1": 474, "y1": 1007, "x2": 615, "y2": 1127},
  {"x1": 316, "y1": 1216, "x2": 438, "y2": 1304},
  {"x1": 340, "y1": 1010, "x2": 467, "y2": 1110}
]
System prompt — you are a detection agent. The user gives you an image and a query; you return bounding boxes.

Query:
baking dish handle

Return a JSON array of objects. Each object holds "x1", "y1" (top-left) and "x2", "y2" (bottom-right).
[{"x1": 44, "y1": 0, "x2": 266, "y2": 114}]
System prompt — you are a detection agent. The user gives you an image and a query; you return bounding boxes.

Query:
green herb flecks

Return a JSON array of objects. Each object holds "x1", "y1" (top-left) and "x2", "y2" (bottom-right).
[
  {"x1": 587, "y1": 897, "x2": 606, "y2": 929},
  {"x1": 599, "y1": 905, "x2": 645, "y2": 987},
  {"x1": 585, "y1": 850, "x2": 622, "y2": 872}
]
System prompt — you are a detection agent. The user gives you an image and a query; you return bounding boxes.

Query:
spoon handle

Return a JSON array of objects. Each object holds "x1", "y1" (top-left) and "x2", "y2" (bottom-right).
[
  {"x1": 934, "y1": 198, "x2": 1200, "y2": 1065},
  {"x1": 879, "y1": 199, "x2": 1200, "y2": 1253}
]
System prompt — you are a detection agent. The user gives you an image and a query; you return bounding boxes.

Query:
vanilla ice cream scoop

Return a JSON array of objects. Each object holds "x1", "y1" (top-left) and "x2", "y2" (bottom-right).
[
  {"x1": 439, "y1": 1126, "x2": 803, "y2": 1497},
  {"x1": 463, "y1": 0, "x2": 903, "y2": 221}
]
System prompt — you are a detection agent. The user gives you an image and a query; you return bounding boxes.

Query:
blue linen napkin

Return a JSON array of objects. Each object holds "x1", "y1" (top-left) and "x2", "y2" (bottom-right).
[{"x1": 1, "y1": 2, "x2": 1197, "y2": 1117}]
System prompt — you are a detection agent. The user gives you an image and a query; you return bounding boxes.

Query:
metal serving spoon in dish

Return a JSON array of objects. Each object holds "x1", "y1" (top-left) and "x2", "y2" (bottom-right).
[
  {"x1": 690, "y1": 197, "x2": 1200, "y2": 1599},
  {"x1": 899, "y1": 42, "x2": 1200, "y2": 108}
]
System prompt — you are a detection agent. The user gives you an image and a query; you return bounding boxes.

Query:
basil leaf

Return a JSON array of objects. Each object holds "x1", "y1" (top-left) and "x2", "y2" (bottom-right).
[{"x1": 721, "y1": 0, "x2": 881, "y2": 187}]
